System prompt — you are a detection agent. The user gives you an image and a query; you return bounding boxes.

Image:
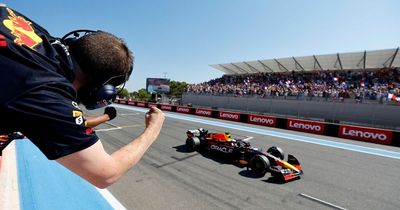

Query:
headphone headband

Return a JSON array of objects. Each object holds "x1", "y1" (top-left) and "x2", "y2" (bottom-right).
[{"x1": 60, "y1": 29, "x2": 97, "y2": 41}]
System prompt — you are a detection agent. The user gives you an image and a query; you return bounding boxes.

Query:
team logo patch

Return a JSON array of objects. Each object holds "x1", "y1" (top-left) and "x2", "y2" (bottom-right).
[
  {"x1": 2, "y1": 8, "x2": 42, "y2": 49},
  {"x1": 85, "y1": 128, "x2": 94, "y2": 135},
  {"x1": 72, "y1": 110, "x2": 83, "y2": 117},
  {"x1": 75, "y1": 116, "x2": 84, "y2": 125},
  {"x1": 71, "y1": 101, "x2": 80, "y2": 110}
]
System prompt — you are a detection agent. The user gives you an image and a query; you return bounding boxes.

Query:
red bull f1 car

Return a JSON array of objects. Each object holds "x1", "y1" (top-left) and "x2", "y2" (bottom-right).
[{"x1": 185, "y1": 128, "x2": 303, "y2": 182}]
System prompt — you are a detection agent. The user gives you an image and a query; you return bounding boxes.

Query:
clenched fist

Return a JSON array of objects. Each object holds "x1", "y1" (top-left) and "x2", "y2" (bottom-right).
[
  {"x1": 145, "y1": 107, "x2": 165, "y2": 129},
  {"x1": 104, "y1": 106, "x2": 117, "y2": 120}
]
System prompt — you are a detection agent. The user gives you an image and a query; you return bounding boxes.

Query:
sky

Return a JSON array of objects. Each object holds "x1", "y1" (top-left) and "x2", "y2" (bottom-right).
[{"x1": 2, "y1": 0, "x2": 399, "y2": 92}]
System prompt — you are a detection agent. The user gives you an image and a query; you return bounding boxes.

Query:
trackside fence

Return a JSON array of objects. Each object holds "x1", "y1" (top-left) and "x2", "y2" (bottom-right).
[{"x1": 115, "y1": 99, "x2": 399, "y2": 147}]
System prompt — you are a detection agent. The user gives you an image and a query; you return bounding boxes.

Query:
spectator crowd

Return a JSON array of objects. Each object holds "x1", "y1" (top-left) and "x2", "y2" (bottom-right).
[{"x1": 185, "y1": 68, "x2": 399, "y2": 103}]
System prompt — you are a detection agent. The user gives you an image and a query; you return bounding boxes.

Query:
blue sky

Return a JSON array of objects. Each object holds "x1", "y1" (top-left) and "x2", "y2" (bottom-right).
[{"x1": 2, "y1": 0, "x2": 399, "y2": 91}]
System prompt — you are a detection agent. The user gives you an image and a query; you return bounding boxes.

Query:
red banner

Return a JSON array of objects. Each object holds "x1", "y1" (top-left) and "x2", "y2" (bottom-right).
[
  {"x1": 148, "y1": 103, "x2": 157, "y2": 108},
  {"x1": 118, "y1": 99, "x2": 127, "y2": 104},
  {"x1": 339, "y1": 125, "x2": 392, "y2": 145},
  {"x1": 160, "y1": 105, "x2": 173, "y2": 111},
  {"x1": 287, "y1": 119, "x2": 325, "y2": 134},
  {"x1": 218, "y1": 111, "x2": 240, "y2": 121},
  {"x1": 247, "y1": 114, "x2": 276, "y2": 127},
  {"x1": 127, "y1": 101, "x2": 136, "y2": 105},
  {"x1": 136, "y1": 102, "x2": 146, "y2": 107},
  {"x1": 176, "y1": 106, "x2": 191, "y2": 113},
  {"x1": 195, "y1": 108, "x2": 212, "y2": 117}
]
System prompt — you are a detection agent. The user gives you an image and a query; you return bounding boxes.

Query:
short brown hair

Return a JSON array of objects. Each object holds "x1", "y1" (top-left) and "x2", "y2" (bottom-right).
[{"x1": 69, "y1": 31, "x2": 134, "y2": 86}]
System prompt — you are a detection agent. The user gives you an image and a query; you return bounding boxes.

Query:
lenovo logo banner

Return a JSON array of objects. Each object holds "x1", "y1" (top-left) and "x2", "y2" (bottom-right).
[
  {"x1": 136, "y1": 102, "x2": 146, "y2": 107},
  {"x1": 127, "y1": 101, "x2": 136, "y2": 105},
  {"x1": 218, "y1": 111, "x2": 240, "y2": 121},
  {"x1": 160, "y1": 105, "x2": 173, "y2": 111},
  {"x1": 195, "y1": 108, "x2": 212, "y2": 117},
  {"x1": 148, "y1": 103, "x2": 157, "y2": 108},
  {"x1": 247, "y1": 114, "x2": 276, "y2": 127},
  {"x1": 118, "y1": 99, "x2": 127, "y2": 104},
  {"x1": 114, "y1": 99, "x2": 119, "y2": 103},
  {"x1": 177, "y1": 106, "x2": 191, "y2": 113},
  {"x1": 287, "y1": 119, "x2": 325, "y2": 134},
  {"x1": 339, "y1": 125, "x2": 392, "y2": 145}
]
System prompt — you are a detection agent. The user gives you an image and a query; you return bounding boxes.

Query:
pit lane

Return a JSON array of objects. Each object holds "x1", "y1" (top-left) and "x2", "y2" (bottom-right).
[{"x1": 91, "y1": 104, "x2": 400, "y2": 210}]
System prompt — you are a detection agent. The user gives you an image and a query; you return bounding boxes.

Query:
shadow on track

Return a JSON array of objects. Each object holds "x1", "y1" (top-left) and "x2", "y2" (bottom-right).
[
  {"x1": 262, "y1": 176, "x2": 301, "y2": 184},
  {"x1": 173, "y1": 145, "x2": 192, "y2": 153}
]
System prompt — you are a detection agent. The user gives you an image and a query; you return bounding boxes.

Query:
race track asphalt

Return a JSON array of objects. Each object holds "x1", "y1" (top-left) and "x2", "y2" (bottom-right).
[{"x1": 88, "y1": 105, "x2": 400, "y2": 210}]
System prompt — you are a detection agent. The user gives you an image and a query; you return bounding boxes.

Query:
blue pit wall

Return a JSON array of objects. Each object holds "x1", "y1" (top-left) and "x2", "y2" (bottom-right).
[{"x1": 11, "y1": 140, "x2": 116, "y2": 210}]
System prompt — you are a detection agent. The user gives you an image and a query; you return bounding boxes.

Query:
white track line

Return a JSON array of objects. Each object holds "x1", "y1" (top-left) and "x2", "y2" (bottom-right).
[
  {"x1": 105, "y1": 121, "x2": 120, "y2": 128},
  {"x1": 119, "y1": 113, "x2": 140, "y2": 116},
  {"x1": 96, "y1": 188, "x2": 126, "y2": 210},
  {"x1": 95, "y1": 127, "x2": 123, "y2": 132},
  {"x1": 299, "y1": 193, "x2": 347, "y2": 210}
]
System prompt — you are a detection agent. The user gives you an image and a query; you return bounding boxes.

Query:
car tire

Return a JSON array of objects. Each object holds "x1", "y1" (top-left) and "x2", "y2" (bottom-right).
[
  {"x1": 186, "y1": 137, "x2": 200, "y2": 152},
  {"x1": 249, "y1": 155, "x2": 270, "y2": 176},
  {"x1": 267, "y1": 146, "x2": 284, "y2": 160}
]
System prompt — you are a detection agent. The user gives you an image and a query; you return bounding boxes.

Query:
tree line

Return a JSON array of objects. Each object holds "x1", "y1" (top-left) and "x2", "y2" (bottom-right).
[{"x1": 117, "y1": 80, "x2": 188, "y2": 100}]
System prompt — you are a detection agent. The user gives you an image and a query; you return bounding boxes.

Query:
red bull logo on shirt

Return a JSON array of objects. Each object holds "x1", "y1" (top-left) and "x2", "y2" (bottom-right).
[{"x1": 2, "y1": 8, "x2": 42, "y2": 49}]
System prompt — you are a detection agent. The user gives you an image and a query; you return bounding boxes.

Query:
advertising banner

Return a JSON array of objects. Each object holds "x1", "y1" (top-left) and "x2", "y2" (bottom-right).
[
  {"x1": 287, "y1": 119, "x2": 325, "y2": 134},
  {"x1": 339, "y1": 125, "x2": 392, "y2": 145},
  {"x1": 218, "y1": 111, "x2": 241, "y2": 122},
  {"x1": 176, "y1": 106, "x2": 191, "y2": 113},
  {"x1": 195, "y1": 108, "x2": 212, "y2": 117},
  {"x1": 247, "y1": 114, "x2": 277, "y2": 127}
]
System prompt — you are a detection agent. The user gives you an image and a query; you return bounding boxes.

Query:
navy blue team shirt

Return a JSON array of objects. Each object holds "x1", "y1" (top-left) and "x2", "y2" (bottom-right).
[{"x1": 0, "y1": 6, "x2": 99, "y2": 160}]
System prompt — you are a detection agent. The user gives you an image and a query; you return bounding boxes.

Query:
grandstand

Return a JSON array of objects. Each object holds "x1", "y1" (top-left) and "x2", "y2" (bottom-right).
[
  {"x1": 188, "y1": 48, "x2": 399, "y2": 101},
  {"x1": 183, "y1": 48, "x2": 400, "y2": 130},
  {"x1": 211, "y1": 48, "x2": 399, "y2": 74}
]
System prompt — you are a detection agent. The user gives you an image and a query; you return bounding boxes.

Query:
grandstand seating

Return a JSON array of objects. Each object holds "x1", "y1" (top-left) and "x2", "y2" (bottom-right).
[{"x1": 186, "y1": 68, "x2": 399, "y2": 103}]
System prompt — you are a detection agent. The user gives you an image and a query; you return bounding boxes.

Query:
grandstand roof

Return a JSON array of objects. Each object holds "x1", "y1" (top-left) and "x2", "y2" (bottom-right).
[{"x1": 210, "y1": 48, "x2": 400, "y2": 74}]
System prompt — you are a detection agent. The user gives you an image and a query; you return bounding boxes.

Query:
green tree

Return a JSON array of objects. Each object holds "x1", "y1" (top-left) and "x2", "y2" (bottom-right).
[
  {"x1": 169, "y1": 80, "x2": 188, "y2": 97},
  {"x1": 137, "y1": 88, "x2": 150, "y2": 100},
  {"x1": 117, "y1": 88, "x2": 130, "y2": 99},
  {"x1": 130, "y1": 91, "x2": 138, "y2": 99}
]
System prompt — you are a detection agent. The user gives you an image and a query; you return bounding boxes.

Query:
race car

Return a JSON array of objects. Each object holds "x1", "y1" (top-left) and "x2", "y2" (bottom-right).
[{"x1": 185, "y1": 128, "x2": 303, "y2": 182}]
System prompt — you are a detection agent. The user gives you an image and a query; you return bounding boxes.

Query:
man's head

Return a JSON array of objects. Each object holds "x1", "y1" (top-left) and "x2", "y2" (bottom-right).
[
  {"x1": 63, "y1": 30, "x2": 134, "y2": 109},
  {"x1": 67, "y1": 31, "x2": 134, "y2": 87}
]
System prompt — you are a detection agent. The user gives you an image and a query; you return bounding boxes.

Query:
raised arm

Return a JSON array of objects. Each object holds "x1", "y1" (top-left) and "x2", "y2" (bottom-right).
[{"x1": 57, "y1": 107, "x2": 165, "y2": 188}]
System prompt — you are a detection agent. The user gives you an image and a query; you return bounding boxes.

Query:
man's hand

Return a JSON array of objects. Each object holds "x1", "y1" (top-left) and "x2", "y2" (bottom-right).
[
  {"x1": 104, "y1": 106, "x2": 117, "y2": 121},
  {"x1": 145, "y1": 107, "x2": 165, "y2": 129}
]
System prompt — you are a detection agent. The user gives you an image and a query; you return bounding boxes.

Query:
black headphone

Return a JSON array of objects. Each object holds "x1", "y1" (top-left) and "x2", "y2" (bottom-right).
[{"x1": 60, "y1": 30, "x2": 130, "y2": 110}]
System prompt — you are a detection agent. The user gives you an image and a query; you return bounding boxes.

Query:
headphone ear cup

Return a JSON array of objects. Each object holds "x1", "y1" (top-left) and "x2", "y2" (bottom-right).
[
  {"x1": 61, "y1": 37, "x2": 76, "y2": 46},
  {"x1": 79, "y1": 84, "x2": 117, "y2": 110},
  {"x1": 96, "y1": 84, "x2": 117, "y2": 101}
]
